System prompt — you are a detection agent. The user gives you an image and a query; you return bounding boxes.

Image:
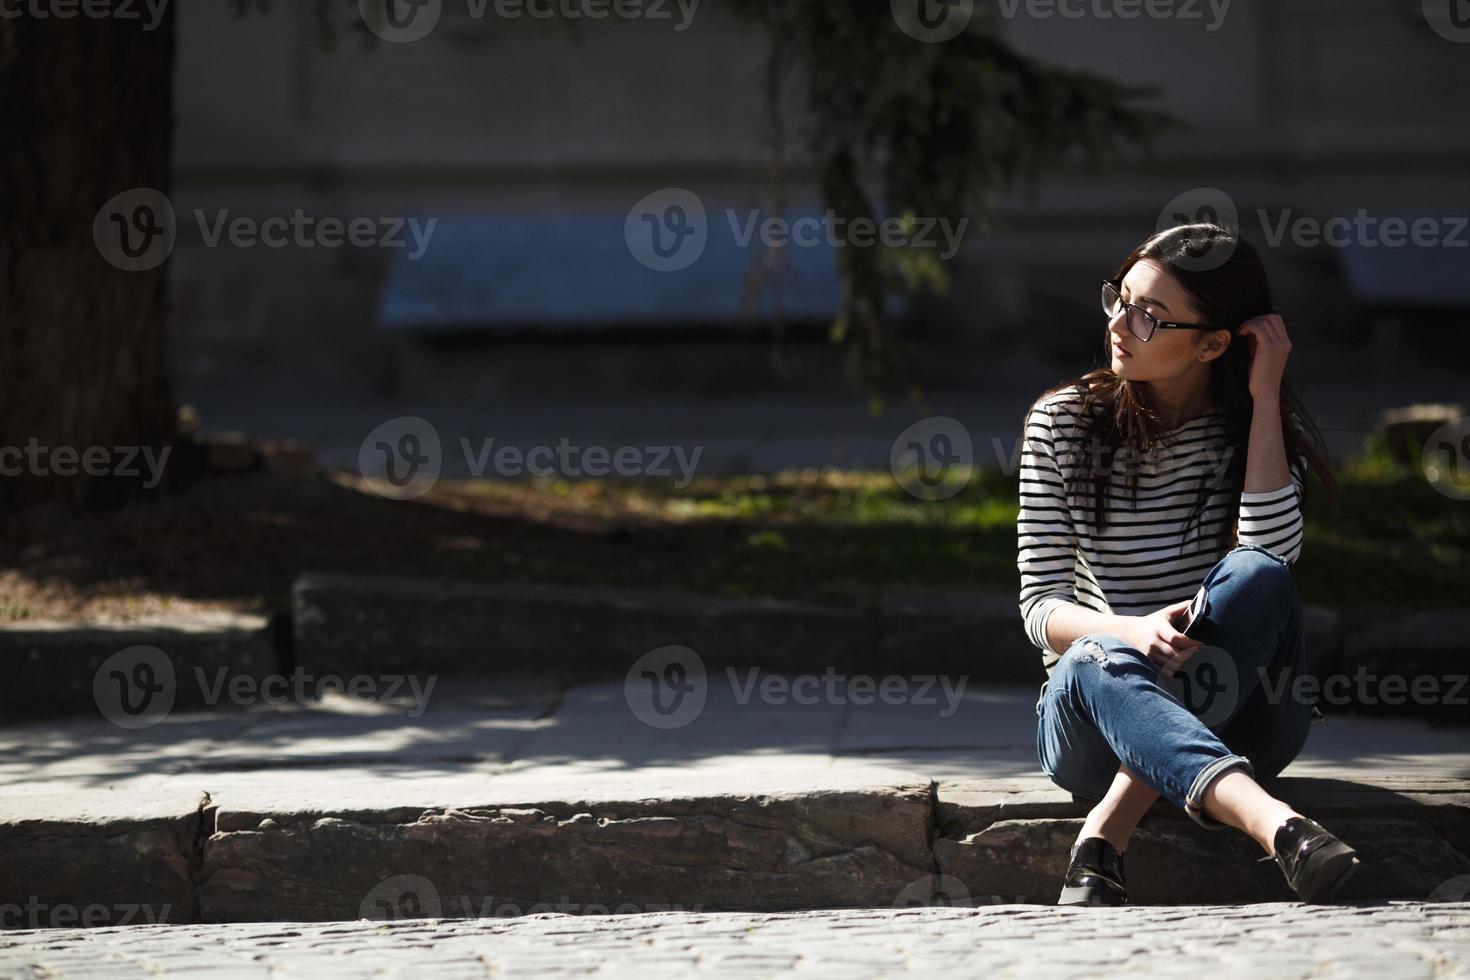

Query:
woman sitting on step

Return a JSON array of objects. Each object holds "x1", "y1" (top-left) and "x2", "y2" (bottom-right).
[{"x1": 1017, "y1": 222, "x2": 1360, "y2": 906}]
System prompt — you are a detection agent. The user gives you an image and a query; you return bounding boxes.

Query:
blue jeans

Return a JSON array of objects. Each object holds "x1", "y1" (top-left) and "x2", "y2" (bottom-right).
[{"x1": 1035, "y1": 544, "x2": 1315, "y2": 830}]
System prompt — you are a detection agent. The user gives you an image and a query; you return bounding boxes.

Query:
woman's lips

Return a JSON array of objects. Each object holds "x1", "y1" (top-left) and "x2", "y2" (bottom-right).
[{"x1": 1112, "y1": 342, "x2": 1132, "y2": 359}]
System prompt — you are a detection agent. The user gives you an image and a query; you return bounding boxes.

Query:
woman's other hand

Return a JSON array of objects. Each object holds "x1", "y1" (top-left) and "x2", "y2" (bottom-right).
[{"x1": 1114, "y1": 599, "x2": 1202, "y2": 678}]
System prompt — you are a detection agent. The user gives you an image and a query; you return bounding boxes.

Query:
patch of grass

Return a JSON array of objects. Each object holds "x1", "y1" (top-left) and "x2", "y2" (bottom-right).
[{"x1": 2, "y1": 435, "x2": 1463, "y2": 620}]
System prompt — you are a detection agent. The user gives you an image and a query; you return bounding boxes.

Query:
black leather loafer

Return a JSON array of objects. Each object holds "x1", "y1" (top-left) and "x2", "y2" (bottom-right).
[
  {"x1": 1058, "y1": 836, "x2": 1128, "y2": 906},
  {"x1": 1257, "y1": 815, "x2": 1359, "y2": 903}
]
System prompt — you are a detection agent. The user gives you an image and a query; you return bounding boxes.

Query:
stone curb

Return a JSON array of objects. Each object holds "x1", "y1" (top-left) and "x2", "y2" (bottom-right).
[
  {"x1": 4, "y1": 777, "x2": 1468, "y2": 924},
  {"x1": 0, "y1": 803, "x2": 204, "y2": 927},
  {"x1": 200, "y1": 788, "x2": 935, "y2": 922}
]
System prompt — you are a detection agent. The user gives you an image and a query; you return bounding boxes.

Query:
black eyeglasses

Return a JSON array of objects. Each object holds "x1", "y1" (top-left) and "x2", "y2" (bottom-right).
[{"x1": 1101, "y1": 279, "x2": 1223, "y2": 342}]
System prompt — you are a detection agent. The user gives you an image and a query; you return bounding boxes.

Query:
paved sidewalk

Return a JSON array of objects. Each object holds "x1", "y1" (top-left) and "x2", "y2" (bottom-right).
[
  {"x1": 4, "y1": 675, "x2": 1467, "y2": 843},
  {"x1": 7, "y1": 674, "x2": 1468, "y2": 800},
  {"x1": 3, "y1": 903, "x2": 1470, "y2": 978}
]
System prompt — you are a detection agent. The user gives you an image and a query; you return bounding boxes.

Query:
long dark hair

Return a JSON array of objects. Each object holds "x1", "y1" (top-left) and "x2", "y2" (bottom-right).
[{"x1": 1026, "y1": 223, "x2": 1337, "y2": 553}]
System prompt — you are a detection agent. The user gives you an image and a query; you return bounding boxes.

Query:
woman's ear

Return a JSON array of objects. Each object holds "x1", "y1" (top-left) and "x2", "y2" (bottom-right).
[{"x1": 1198, "y1": 328, "x2": 1232, "y2": 363}]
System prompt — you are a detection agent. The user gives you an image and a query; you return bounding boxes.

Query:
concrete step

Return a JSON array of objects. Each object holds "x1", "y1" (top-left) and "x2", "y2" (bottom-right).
[
  {"x1": 290, "y1": 573, "x2": 1065, "y2": 685},
  {"x1": 2, "y1": 680, "x2": 1468, "y2": 923},
  {"x1": 0, "y1": 612, "x2": 278, "y2": 723},
  {"x1": 294, "y1": 573, "x2": 1470, "y2": 718},
  {"x1": 5, "y1": 576, "x2": 1463, "y2": 729}
]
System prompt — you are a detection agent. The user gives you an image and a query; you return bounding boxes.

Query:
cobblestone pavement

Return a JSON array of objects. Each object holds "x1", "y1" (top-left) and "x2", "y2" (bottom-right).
[{"x1": 3, "y1": 903, "x2": 1470, "y2": 979}]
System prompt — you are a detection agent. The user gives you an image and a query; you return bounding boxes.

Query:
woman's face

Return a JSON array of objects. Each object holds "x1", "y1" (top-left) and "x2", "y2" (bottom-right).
[{"x1": 1107, "y1": 259, "x2": 1231, "y2": 380}]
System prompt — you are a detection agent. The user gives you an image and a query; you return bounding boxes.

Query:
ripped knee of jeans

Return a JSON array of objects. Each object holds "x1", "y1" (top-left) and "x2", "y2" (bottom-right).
[
  {"x1": 1074, "y1": 637, "x2": 1107, "y2": 660},
  {"x1": 1071, "y1": 636, "x2": 1117, "y2": 668}
]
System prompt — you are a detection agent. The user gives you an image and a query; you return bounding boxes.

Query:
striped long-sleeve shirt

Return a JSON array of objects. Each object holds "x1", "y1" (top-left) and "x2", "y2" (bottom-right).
[{"x1": 1017, "y1": 385, "x2": 1305, "y2": 679}]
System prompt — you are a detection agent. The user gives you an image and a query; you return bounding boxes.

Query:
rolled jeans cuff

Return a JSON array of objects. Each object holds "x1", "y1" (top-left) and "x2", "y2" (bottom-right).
[{"x1": 1184, "y1": 754, "x2": 1254, "y2": 830}]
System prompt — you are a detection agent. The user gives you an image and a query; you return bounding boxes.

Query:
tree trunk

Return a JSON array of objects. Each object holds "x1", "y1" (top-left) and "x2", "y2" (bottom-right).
[{"x1": 0, "y1": 6, "x2": 177, "y2": 510}]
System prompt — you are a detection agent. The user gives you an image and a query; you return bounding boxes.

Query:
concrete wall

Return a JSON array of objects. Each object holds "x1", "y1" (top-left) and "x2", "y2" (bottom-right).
[{"x1": 167, "y1": 1, "x2": 1470, "y2": 395}]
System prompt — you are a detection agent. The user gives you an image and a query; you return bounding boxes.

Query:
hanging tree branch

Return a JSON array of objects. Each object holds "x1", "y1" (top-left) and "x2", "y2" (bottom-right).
[{"x1": 728, "y1": 0, "x2": 1183, "y2": 408}]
